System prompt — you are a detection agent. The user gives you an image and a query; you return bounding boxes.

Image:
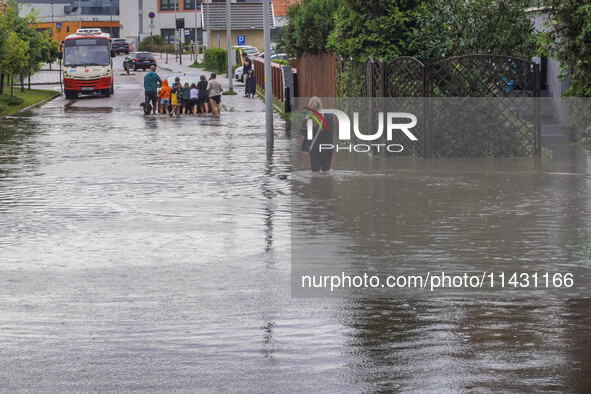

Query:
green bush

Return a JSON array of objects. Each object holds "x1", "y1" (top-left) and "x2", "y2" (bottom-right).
[
  {"x1": 272, "y1": 59, "x2": 290, "y2": 66},
  {"x1": 138, "y1": 35, "x2": 166, "y2": 51},
  {"x1": 0, "y1": 101, "x2": 7, "y2": 115},
  {"x1": 0, "y1": 94, "x2": 24, "y2": 106},
  {"x1": 203, "y1": 48, "x2": 228, "y2": 74},
  {"x1": 279, "y1": 0, "x2": 340, "y2": 58}
]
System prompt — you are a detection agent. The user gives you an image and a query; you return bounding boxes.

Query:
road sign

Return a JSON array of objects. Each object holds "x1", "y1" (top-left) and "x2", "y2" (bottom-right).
[
  {"x1": 184, "y1": 29, "x2": 190, "y2": 37},
  {"x1": 56, "y1": 22, "x2": 62, "y2": 29},
  {"x1": 148, "y1": 12, "x2": 155, "y2": 19},
  {"x1": 237, "y1": 35, "x2": 246, "y2": 46}
]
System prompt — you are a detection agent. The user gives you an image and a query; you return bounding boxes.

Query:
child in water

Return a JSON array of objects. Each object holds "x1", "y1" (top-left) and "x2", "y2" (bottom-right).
[
  {"x1": 181, "y1": 82, "x2": 191, "y2": 115},
  {"x1": 170, "y1": 82, "x2": 182, "y2": 116},
  {"x1": 245, "y1": 69, "x2": 256, "y2": 98}
]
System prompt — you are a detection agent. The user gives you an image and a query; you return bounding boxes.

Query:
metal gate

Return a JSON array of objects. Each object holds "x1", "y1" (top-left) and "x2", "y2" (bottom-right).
[{"x1": 342, "y1": 55, "x2": 541, "y2": 158}]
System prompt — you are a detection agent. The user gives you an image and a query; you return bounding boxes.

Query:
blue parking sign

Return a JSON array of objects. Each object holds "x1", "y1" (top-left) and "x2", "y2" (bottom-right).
[
  {"x1": 56, "y1": 22, "x2": 62, "y2": 29},
  {"x1": 237, "y1": 35, "x2": 246, "y2": 46}
]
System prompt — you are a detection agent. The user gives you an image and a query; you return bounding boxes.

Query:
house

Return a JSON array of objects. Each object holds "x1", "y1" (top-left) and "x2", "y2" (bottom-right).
[
  {"x1": 119, "y1": 0, "x2": 203, "y2": 51},
  {"x1": 201, "y1": 1, "x2": 275, "y2": 52}
]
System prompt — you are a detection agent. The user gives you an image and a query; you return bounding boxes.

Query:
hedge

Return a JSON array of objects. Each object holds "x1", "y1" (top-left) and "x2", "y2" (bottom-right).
[{"x1": 203, "y1": 49, "x2": 228, "y2": 74}]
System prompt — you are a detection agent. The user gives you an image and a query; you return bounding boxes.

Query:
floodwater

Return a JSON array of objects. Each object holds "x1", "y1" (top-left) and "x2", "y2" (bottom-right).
[{"x1": 1, "y1": 99, "x2": 591, "y2": 392}]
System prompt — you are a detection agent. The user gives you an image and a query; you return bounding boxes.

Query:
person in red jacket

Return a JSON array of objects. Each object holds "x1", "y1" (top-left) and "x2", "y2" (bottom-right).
[{"x1": 158, "y1": 79, "x2": 172, "y2": 115}]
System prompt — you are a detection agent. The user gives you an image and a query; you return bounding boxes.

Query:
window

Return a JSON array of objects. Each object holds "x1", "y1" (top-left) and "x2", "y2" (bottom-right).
[
  {"x1": 161, "y1": 28, "x2": 176, "y2": 44},
  {"x1": 183, "y1": 29, "x2": 203, "y2": 44},
  {"x1": 184, "y1": 0, "x2": 201, "y2": 10},
  {"x1": 160, "y1": 0, "x2": 178, "y2": 11}
]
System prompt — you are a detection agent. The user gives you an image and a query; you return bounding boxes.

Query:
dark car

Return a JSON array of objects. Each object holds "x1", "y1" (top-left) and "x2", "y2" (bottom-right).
[
  {"x1": 123, "y1": 52, "x2": 157, "y2": 71},
  {"x1": 111, "y1": 38, "x2": 130, "y2": 55}
]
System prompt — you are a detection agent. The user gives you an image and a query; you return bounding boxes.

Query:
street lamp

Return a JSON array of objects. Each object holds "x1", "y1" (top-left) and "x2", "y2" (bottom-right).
[
  {"x1": 263, "y1": 0, "x2": 273, "y2": 147},
  {"x1": 226, "y1": 0, "x2": 232, "y2": 92},
  {"x1": 110, "y1": 0, "x2": 113, "y2": 37},
  {"x1": 206, "y1": 0, "x2": 210, "y2": 50},
  {"x1": 193, "y1": 0, "x2": 199, "y2": 57}
]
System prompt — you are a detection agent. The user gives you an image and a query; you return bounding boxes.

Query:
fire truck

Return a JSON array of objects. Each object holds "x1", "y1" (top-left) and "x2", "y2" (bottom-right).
[{"x1": 58, "y1": 28, "x2": 115, "y2": 99}]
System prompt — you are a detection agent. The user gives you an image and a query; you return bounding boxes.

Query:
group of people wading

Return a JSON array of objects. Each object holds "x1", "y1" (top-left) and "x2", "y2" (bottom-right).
[{"x1": 143, "y1": 66, "x2": 223, "y2": 117}]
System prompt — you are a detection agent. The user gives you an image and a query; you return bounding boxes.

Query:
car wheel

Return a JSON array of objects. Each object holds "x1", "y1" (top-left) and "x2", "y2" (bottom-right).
[
  {"x1": 110, "y1": 84, "x2": 114, "y2": 94},
  {"x1": 65, "y1": 89, "x2": 77, "y2": 99},
  {"x1": 103, "y1": 88, "x2": 111, "y2": 98}
]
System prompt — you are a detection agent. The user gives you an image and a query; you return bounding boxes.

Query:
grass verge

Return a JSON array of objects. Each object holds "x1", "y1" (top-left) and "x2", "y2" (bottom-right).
[
  {"x1": 256, "y1": 87, "x2": 291, "y2": 120},
  {"x1": 1, "y1": 89, "x2": 59, "y2": 116}
]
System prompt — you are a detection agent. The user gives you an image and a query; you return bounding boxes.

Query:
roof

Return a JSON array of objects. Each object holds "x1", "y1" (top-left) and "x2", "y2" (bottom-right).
[
  {"x1": 201, "y1": 2, "x2": 275, "y2": 31},
  {"x1": 272, "y1": 0, "x2": 300, "y2": 17}
]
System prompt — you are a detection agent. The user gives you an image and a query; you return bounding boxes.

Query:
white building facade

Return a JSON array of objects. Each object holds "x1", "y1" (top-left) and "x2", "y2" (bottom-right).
[{"x1": 119, "y1": 0, "x2": 203, "y2": 51}]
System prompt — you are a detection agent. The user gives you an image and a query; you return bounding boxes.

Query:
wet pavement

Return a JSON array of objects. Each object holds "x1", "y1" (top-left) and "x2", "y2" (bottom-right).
[{"x1": 1, "y1": 59, "x2": 591, "y2": 392}]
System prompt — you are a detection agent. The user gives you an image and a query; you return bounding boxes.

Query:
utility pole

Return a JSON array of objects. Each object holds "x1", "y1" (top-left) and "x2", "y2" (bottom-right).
[
  {"x1": 78, "y1": 0, "x2": 81, "y2": 29},
  {"x1": 174, "y1": 0, "x2": 177, "y2": 62},
  {"x1": 226, "y1": 0, "x2": 233, "y2": 92},
  {"x1": 194, "y1": 0, "x2": 198, "y2": 58},
  {"x1": 51, "y1": 0, "x2": 54, "y2": 37},
  {"x1": 109, "y1": 0, "x2": 113, "y2": 36},
  {"x1": 263, "y1": 0, "x2": 273, "y2": 147},
  {"x1": 206, "y1": 0, "x2": 210, "y2": 50}
]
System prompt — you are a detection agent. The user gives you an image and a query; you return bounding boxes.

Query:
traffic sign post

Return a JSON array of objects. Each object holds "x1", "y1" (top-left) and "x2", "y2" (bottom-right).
[
  {"x1": 237, "y1": 35, "x2": 245, "y2": 46},
  {"x1": 148, "y1": 12, "x2": 155, "y2": 52}
]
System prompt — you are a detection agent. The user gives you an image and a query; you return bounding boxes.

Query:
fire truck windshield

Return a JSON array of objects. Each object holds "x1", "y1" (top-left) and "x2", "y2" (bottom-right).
[{"x1": 64, "y1": 38, "x2": 110, "y2": 67}]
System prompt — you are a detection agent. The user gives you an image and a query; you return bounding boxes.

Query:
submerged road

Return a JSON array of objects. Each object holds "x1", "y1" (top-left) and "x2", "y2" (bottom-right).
[{"x1": 0, "y1": 57, "x2": 591, "y2": 392}]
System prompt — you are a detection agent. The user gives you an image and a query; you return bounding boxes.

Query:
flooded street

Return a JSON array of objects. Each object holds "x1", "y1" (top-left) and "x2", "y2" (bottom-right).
[{"x1": 1, "y1": 84, "x2": 591, "y2": 391}]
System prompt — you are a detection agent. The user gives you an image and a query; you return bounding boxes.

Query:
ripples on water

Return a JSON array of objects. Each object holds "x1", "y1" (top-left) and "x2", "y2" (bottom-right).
[{"x1": 0, "y1": 104, "x2": 590, "y2": 391}]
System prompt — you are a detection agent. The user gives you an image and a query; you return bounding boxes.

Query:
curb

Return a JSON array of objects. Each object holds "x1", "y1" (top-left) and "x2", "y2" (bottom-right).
[
  {"x1": 19, "y1": 92, "x2": 61, "y2": 113},
  {"x1": 256, "y1": 89, "x2": 284, "y2": 114}
]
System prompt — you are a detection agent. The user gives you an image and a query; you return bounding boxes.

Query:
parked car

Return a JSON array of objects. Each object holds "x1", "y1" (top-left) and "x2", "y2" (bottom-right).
[
  {"x1": 123, "y1": 52, "x2": 157, "y2": 71},
  {"x1": 270, "y1": 53, "x2": 289, "y2": 61},
  {"x1": 257, "y1": 50, "x2": 276, "y2": 58},
  {"x1": 234, "y1": 53, "x2": 290, "y2": 81},
  {"x1": 235, "y1": 67, "x2": 244, "y2": 82},
  {"x1": 111, "y1": 38, "x2": 130, "y2": 55},
  {"x1": 241, "y1": 46, "x2": 260, "y2": 58}
]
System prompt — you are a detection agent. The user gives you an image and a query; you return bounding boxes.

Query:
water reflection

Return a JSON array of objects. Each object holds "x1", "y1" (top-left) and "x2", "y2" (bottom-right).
[{"x1": 1, "y1": 101, "x2": 591, "y2": 391}]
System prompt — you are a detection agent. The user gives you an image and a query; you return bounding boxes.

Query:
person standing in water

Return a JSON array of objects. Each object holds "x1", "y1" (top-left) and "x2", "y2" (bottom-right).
[
  {"x1": 143, "y1": 65, "x2": 161, "y2": 114},
  {"x1": 244, "y1": 69, "x2": 256, "y2": 98},
  {"x1": 207, "y1": 73, "x2": 223, "y2": 117},
  {"x1": 299, "y1": 97, "x2": 335, "y2": 174},
  {"x1": 158, "y1": 79, "x2": 172, "y2": 115}
]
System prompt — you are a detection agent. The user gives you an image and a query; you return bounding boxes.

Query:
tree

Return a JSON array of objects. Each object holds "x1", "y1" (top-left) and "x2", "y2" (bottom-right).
[
  {"x1": 542, "y1": 0, "x2": 591, "y2": 97},
  {"x1": 327, "y1": 0, "x2": 423, "y2": 61},
  {"x1": 278, "y1": 0, "x2": 340, "y2": 58},
  {"x1": 26, "y1": 30, "x2": 59, "y2": 90},
  {"x1": 410, "y1": 0, "x2": 538, "y2": 63},
  {"x1": 0, "y1": 0, "x2": 58, "y2": 94},
  {"x1": 0, "y1": 31, "x2": 29, "y2": 95}
]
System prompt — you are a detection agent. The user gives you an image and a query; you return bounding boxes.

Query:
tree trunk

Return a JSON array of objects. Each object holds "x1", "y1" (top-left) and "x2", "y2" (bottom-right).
[
  {"x1": 28, "y1": 72, "x2": 31, "y2": 90},
  {"x1": 20, "y1": 73, "x2": 24, "y2": 93},
  {"x1": 10, "y1": 75, "x2": 14, "y2": 96},
  {"x1": 0, "y1": 73, "x2": 4, "y2": 95}
]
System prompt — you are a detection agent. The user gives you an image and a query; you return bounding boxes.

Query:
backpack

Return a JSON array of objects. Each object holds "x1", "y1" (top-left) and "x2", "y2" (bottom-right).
[{"x1": 171, "y1": 90, "x2": 179, "y2": 106}]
